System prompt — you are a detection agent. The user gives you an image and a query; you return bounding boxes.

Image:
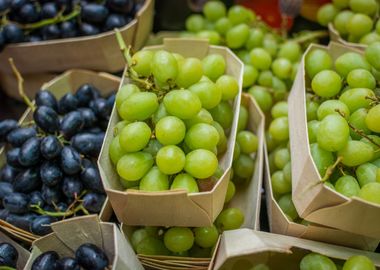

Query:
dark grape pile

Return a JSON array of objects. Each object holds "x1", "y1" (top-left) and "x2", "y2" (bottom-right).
[
  {"x1": 0, "y1": 83, "x2": 115, "y2": 236},
  {"x1": 0, "y1": 0, "x2": 144, "y2": 50},
  {"x1": 0, "y1": 242, "x2": 18, "y2": 268},
  {"x1": 31, "y1": 243, "x2": 109, "y2": 270}
]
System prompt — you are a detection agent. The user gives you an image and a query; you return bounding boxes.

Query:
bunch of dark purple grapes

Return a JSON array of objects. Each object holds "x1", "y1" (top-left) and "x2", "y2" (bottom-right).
[
  {"x1": 0, "y1": 0, "x2": 144, "y2": 50},
  {"x1": 0, "y1": 83, "x2": 115, "y2": 236},
  {"x1": 0, "y1": 242, "x2": 18, "y2": 268}
]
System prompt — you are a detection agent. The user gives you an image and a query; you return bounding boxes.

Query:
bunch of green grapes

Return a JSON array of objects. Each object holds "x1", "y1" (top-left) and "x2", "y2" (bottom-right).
[
  {"x1": 109, "y1": 49, "x2": 239, "y2": 193},
  {"x1": 304, "y1": 45, "x2": 380, "y2": 204},
  {"x1": 317, "y1": 0, "x2": 380, "y2": 45},
  {"x1": 300, "y1": 253, "x2": 376, "y2": 270}
]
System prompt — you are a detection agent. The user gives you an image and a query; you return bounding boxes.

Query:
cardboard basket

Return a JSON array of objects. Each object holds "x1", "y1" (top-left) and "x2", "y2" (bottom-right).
[
  {"x1": 328, "y1": 23, "x2": 367, "y2": 51},
  {"x1": 288, "y1": 41, "x2": 380, "y2": 239},
  {"x1": 0, "y1": 0, "x2": 154, "y2": 100},
  {"x1": 213, "y1": 229, "x2": 380, "y2": 269},
  {"x1": 0, "y1": 69, "x2": 120, "y2": 244},
  {"x1": 0, "y1": 230, "x2": 30, "y2": 269},
  {"x1": 24, "y1": 215, "x2": 144, "y2": 270},
  {"x1": 98, "y1": 38, "x2": 244, "y2": 227}
]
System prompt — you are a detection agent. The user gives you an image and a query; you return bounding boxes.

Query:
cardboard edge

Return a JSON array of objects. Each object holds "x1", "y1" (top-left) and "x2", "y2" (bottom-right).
[{"x1": 328, "y1": 23, "x2": 367, "y2": 51}]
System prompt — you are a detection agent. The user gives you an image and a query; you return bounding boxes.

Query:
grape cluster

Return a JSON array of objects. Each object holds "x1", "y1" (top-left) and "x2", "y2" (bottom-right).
[
  {"x1": 317, "y1": 0, "x2": 380, "y2": 45},
  {"x1": 31, "y1": 243, "x2": 109, "y2": 270},
  {"x1": 0, "y1": 242, "x2": 18, "y2": 268},
  {"x1": 0, "y1": 0, "x2": 144, "y2": 50},
  {"x1": 300, "y1": 253, "x2": 375, "y2": 270},
  {"x1": 0, "y1": 83, "x2": 115, "y2": 236},
  {"x1": 305, "y1": 45, "x2": 380, "y2": 204}
]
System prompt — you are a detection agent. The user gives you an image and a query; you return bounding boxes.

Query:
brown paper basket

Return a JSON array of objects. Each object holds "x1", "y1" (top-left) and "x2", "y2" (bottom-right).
[
  {"x1": 24, "y1": 215, "x2": 144, "y2": 270},
  {"x1": 289, "y1": 41, "x2": 380, "y2": 239},
  {"x1": 213, "y1": 229, "x2": 380, "y2": 269},
  {"x1": 0, "y1": 0, "x2": 154, "y2": 100},
  {"x1": 0, "y1": 230, "x2": 30, "y2": 269},
  {"x1": 98, "y1": 38, "x2": 244, "y2": 227},
  {"x1": 328, "y1": 23, "x2": 367, "y2": 51},
  {"x1": 0, "y1": 69, "x2": 120, "y2": 244}
]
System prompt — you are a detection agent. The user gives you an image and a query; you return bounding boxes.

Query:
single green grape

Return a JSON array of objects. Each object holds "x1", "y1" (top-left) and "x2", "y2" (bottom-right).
[
  {"x1": 184, "y1": 108, "x2": 214, "y2": 128},
  {"x1": 317, "y1": 100, "x2": 350, "y2": 120},
  {"x1": 300, "y1": 253, "x2": 337, "y2": 270},
  {"x1": 283, "y1": 162, "x2": 292, "y2": 183},
  {"x1": 310, "y1": 143, "x2": 335, "y2": 176},
  {"x1": 243, "y1": 65, "x2": 259, "y2": 88},
  {"x1": 274, "y1": 148, "x2": 290, "y2": 169},
  {"x1": 335, "y1": 175, "x2": 360, "y2": 197},
  {"x1": 155, "y1": 116, "x2": 186, "y2": 146},
  {"x1": 257, "y1": 70, "x2": 273, "y2": 88},
  {"x1": 277, "y1": 41, "x2": 302, "y2": 63},
  {"x1": 109, "y1": 135, "x2": 126, "y2": 165},
  {"x1": 202, "y1": 54, "x2": 226, "y2": 81},
  {"x1": 215, "y1": 17, "x2": 231, "y2": 35},
  {"x1": 228, "y1": 5, "x2": 252, "y2": 25},
  {"x1": 343, "y1": 255, "x2": 375, "y2": 270},
  {"x1": 306, "y1": 100, "x2": 320, "y2": 121},
  {"x1": 151, "y1": 50, "x2": 178, "y2": 84},
  {"x1": 317, "y1": 3, "x2": 339, "y2": 26},
  {"x1": 311, "y1": 70, "x2": 342, "y2": 98},
  {"x1": 237, "y1": 105, "x2": 249, "y2": 131},
  {"x1": 271, "y1": 58, "x2": 292, "y2": 79},
  {"x1": 356, "y1": 163, "x2": 378, "y2": 187},
  {"x1": 164, "y1": 227, "x2": 194, "y2": 253},
  {"x1": 271, "y1": 101, "x2": 288, "y2": 119},
  {"x1": 119, "y1": 122, "x2": 151, "y2": 152},
  {"x1": 339, "y1": 88, "x2": 375, "y2": 112},
  {"x1": 131, "y1": 228, "x2": 149, "y2": 250},
  {"x1": 215, "y1": 207, "x2": 244, "y2": 231},
  {"x1": 365, "y1": 42, "x2": 380, "y2": 70},
  {"x1": 156, "y1": 145, "x2": 186, "y2": 175},
  {"x1": 262, "y1": 33, "x2": 278, "y2": 57},
  {"x1": 250, "y1": 48, "x2": 272, "y2": 70},
  {"x1": 203, "y1": 1, "x2": 226, "y2": 22},
  {"x1": 335, "y1": 52, "x2": 371, "y2": 78},
  {"x1": 209, "y1": 101, "x2": 233, "y2": 129},
  {"x1": 117, "y1": 152, "x2": 154, "y2": 181},
  {"x1": 366, "y1": 104, "x2": 380, "y2": 133},
  {"x1": 140, "y1": 166, "x2": 169, "y2": 191},
  {"x1": 164, "y1": 89, "x2": 201, "y2": 120},
  {"x1": 171, "y1": 173, "x2": 199, "y2": 193},
  {"x1": 305, "y1": 49, "x2": 333, "y2": 79},
  {"x1": 269, "y1": 117, "x2": 289, "y2": 142},
  {"x1": 132, "y1": 50, "x2": 154, "y2": 77},
  {"x1": 119, "y1": 92, "x2": 158, "y2": 121},
  {"x1": 185, "y1": 123, "x2": 220, "y2": 151},
  {"x1": 245, "y1": 28, "x2": 264, "y2": 50},
  {"x1": 278, "y1": 193, "x2": 298, "y2": 220},
  {"x1": 193, "y1": 225, "x2": 219, "y2": 248},
  {"x1": 333, "y1": 10, "x2": 354, "y2": 35},
  {"x1": 317, "y1": 114, "x2": 349, "y2": 152},
  {"x1": 116, "y1": 84, "x2": 140, "y2": 110},
  {"x1": 349, "y1": 0, "x2": 378, "y2": 16},
  {"x1": 237, "y1": 130, "x2": 258, "y2": 154},
  {"x1": 308, "y1": 120, "x2": 320, "y2": 144},
  {"x1": 348, "y1": 108, "x2": 371, "y2": 140},
  {"x1": 360, "y1": 32, "x2": 380, "y2": 45},
  {"x1": 347, "y1": 69, "x2": 376, "y2": 90},
  {"x1": 113, "y1": 120, "x2": 130, "y2": 137},
  {"x1": 136, "y1": 236, "x2": 170, "y2": 256},
  {"x1": 237, "y1": 50, "x2": 251, "y2": 64},
  {"x1": 197, "y1": 30, "x2": 221, "y2": 45},
  {"x1": 233, "y1": 153, "x2": 255, "y2": 179},
  {"x1": 176, "y1": 57, "x2": 203, "y2": 88},
  {"x1": 226, "y1": 23, "x2": 250, "y2": 49},
  {"x1": 216, "y1": 75, "x2": 239, "y2": 101},
  {"x1": 271, "y1": 170, "x2": 291, "y2": 195},
  {"x1": 266, "y1": 131, "x2": 279, "y2": 153},
  {"x1": 248, "y1": 85, "x2": 273, "y2": 113},
  {"x1": 338, "y1": 140, "x2": 374, "y2": 167},
  {"x1": 189, "y1": 80, "x2": 222, "y2": 109},
  {"x1": 186, "y1": 14, "x2": 205, "y2": 32},
  {"x1": 225, "y1": 180, "x2": 236, "y2": 203},
  {"x1": 347, "y1": 14, "x2": 373, "y2": 38},
  {"x1": 359, "y1": 182, "x2": 380, "y2": 204}
]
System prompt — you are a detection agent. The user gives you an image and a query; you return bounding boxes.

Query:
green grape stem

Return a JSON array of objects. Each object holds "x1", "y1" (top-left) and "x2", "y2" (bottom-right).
[
  {"x1": 30, "y1": 203, "x2": 88, "y2": 217},
  {"x1": 365, "y1": 95, "x2": 380, "y2": 105},
  {"x1": 291, "y1": 30, "x2": 329, "y2": 44},
  {"x1": 0, "y1": 266, "x2": 16, "y2": 270},
  {"x1": 321, "y1": 156, "x2": 343, "y2": 182}
]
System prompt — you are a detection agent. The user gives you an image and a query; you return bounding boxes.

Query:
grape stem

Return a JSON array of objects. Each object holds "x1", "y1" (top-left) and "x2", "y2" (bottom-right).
[
  {"x1": 30, "y1": 203, "x2": 87, "y2": 217},
  {"x1": 291, "y1": 30, "x2": 329, "y2": 44},
  {"x1": 8, "y1": 58, "x2": 36, "y2": 111},
  {"x1": 365, "y1": 95, "x2": 380, "y2": 105},
  {"x1": 0, "y1": 266, "x2": 16, "y2": 270},
  {"x1": 321, "y1": 156, "x2": 343, "y2": 182}
]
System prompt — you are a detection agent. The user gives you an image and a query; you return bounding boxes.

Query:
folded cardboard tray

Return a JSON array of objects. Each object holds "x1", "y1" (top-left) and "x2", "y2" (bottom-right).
[{"x1": 328, "y1": 23, "x2": 366, "y2": 51}]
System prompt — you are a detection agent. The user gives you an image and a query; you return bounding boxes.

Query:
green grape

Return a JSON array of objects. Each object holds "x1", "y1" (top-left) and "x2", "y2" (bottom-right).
[
  {"x1": 119, "y1": 122, "x2": 151, "y2": 152},
  {"x1": 237, "y1": 104, "x2": 249, "y2": 131},
  {"x1": 339, "y1": 88, "x2": 375, "y2": 112},
  {"x1": 216, "y1": 75, "x2": 239, "y2": 101},
  {"x1": 116, "y1": 84, "x2": 140, "y2": 110},
  {"x1": 305, "y1": 49, "x2": 333, "y2": 79},
  {"x1": 189, "y1": 245, "x2": 212, "y2": 258},
  {"x1": 269, "y1": 117, "x2": 289, "y2": 142},
  {"x1": 245, "y1": 28, "x2": 264, "y2": 50},
  {"x1": 164, "y1": 89, "x2": 201, "y2": 120},
  {"x1": 300, "y1": 253, "x2": 337, "y2": 270},
  {"x1": 233, "y1": 154, "x2": 255, "y2": 178},
  {"x1": 311, "y1": 70, "x2": 342, "y2": 98},
  {"x1": 156, "y1": 145, "x2": 186, "y2": 175},
  {"x1": 203, "y1": 1, "x2": 226, "y2": 21},
  {"x1": 131, "y1": 228, "x2": 149, "y2": 249},
  {"x1": 114, "y1": 120, "x2": 130, "y2": 137},
  {"x1": 335, "y1": 52, "x2": 371, "y2": 77},
  {"x1": 348, "y1": 108, "x2": 371, "y2": 140},
  {"x1": 366, "y1": 104, "x2": 380, "y2": 133},
  {"x1": 119, "y1": 92, "x2": 158, "y2": 121},
  {"x1": 274, "y1": 148, "x2": 290, "y2": 169},
  {"x1": 237, "y1": 50, "x2": 251, "y2": 64},
  {"x1": 228, "y1": 5, "x2": 252, "y2": 25},
  {"x1": 186, "y1": 14, "x2": 205, "y2": 32},
  {"x1": 334, "y1": 0, "x2": 349, "y2": 8},
  {"x1": 164, "y1": 227, "x2": 194, "y2": 253},
  {"x1": 373, "y1": 158, "x2": 380, "y2": 167},
  {"x1": 248, "y1": 85, "x2": 273, "y2": 113},
  {"x1": 185, "y1": 149, "x2": 218, "y2": 179},
  {"x1": 365, "y1": 42, "x2": 380, "y2": 70},
  {"x1": 226, "y1": 24, "x2": 250, "y2": 49},
  {"x1": 333, "y1": 11, "x2": 354, "y2": 35},
  {"x1": 308, "y1": 120, "x2": 320, "y2": 144},
  {"x1": 151, "y1": 50, "x2": 178, "y2": 84},
  {"x1": 306, "y1": 101, "x2": 320, "y2": 121},
  {"x1": 271, "y1": 58, "x2": 292, "y2": 79},
  {"x1": 144, "y1": 139, "x2": 162, "y2": 157},
  {"x1": 193, "y1": 225, "x2": 219, "y2": 248},
  {"x1": 335, "y1": 175, "x2": 360, "y2": 197},
  {"x1": 271, "y1": 101, "x2": 288, "y2": 118},
  {"x1": 216, "y1": 207, "x2": 244, "y2": 231},
  {"x1": 356, "y1": 163, "x2": 378, "y2": 187},
  {"x1": 176, "y1": 57, "x2": 203, "y2": 88},
  {"x1": 250, "y1": 48, "x2": 272, "y2": 70},
  {"x1": 317, "y1": 100, "x2": 350, "y2": 120},
  {"x1": 349, "y1": 0, "x2": 378, "y2": 16},
  {"x1": 266, "y1": 131, "x2": 279, "y2": 153},
  {"x1": 237, "y1": 130, "x2": 258, "y2": 154},
  {"x1": 202, "y1": 54, "x2": 226, "y2": 81},
  {"x1": 343, "y1": 255, "x2": 375, "y2": 270},
  {"x1": 359, "y1": 182, "x2": 380, "y2": 204},
  {"x1": 140, "y1": 166, "x2": 169, "y2": 191},
  {"x1": 325, "y1": 181, "x2": 335, "y2": 190},
  {"x1": 225, "y1": 180, "x2": 236, "y2": 203},
  {"x1": 172, "y1": 53, "x2": 185, "y2": 62},
  {"x1": 209, "y1": 101, "x2": 233, "y2": 129},
  {"x1": 277, "y1": 41, "x2": 302, "y2": 63},
  {"x1": 152, "y1": 103, "x2": 169, "y2": 124},
  {"x1": 136, "y1": 236, "x2": 170, "y2": 255},
  {"x1": 377, "y1": 20, "x2": 380, "y2": 34},
  {"x1": 278, "y1": 194, "x2": 298, "y2": 220},
  {"x1": 184, "y1": 108, "x2": 214, "y2": 128},
  {"x1": 109, "y1": 135, "x2": 126, "y2": 165},
  {"x1": 155, "y1": 116, "x2": 186, "y2": 146},
  {"x1": 171, "y1": 173, "x2": 199, "y2": 193},
  {"x1": 271, "y1": 170, "x2": 291, "y2": 195},
  {"x1": 317, "y1": 114, "x2": 349, "y2": 152},
  {"x1": 132, "y1": 50, "x2": 154, "y2": 77},
  {"x1": 185, "y1": 123, "x2": 219, "y2": 151},
  {"x1": 360, "y1": 32, "x2": 380, "y2": 45},
  {"x1": 204, "y1": 20, "x2": 215, "y2": 31},
  {"x1": 310, "y1": 143, "x2": 335, "y2": 176},
  {"x1": 212, "y1": 121, "x2": 228, "y2": 153},
  {"x1": 117, "y1": 152, "x2": 154, "y2": 181},
  {"x1": 197, "y1": 30, "x2": 221, "y2": 45},
  {"x1": 348, "y1": 13, "x2": 374, "y2": 38},
  {"x1": 361, "y1": 135, "x2": 380, "y2": 160},
  {"x1": 317, "y1": 3, "x2": 339, "y2": 26},
  {"x1": 215, "y1": 17, "x2": 232, "y2": 35},
  {"x1": 262, "y1": 34, "x2": 278, "y2": 57},
  {"x1": 189, "y1": 81, "x2": 222, "y2": 110},
  {"x1": 258, "y1": 70, "x2": 273, "y2": 87},
  {"x1": 283, "y1": 162, "x2": 292, "y2": 183},
  {"x1": 338, "y1": 140, "x2": 374, "y2": 167},
  {"x1": 271, "y1": 77, "x2": 287, "y2": 100},
  {"x1": 347, "y1": 69, "x2": 376, "y2": 89}
]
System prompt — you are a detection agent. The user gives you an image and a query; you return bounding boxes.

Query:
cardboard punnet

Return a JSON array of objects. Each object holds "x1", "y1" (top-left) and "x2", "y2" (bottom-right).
[
  {"x1": 0, "y1": 0, "x2": 154, "y2": 100},
  {"x1": 0, "y1": 230, "x2": 30, "y2": 269},
  {"x1": 24, "y1": 215, "x2": 144, "y2": 270},
  {"x1": 288, "y1": 41, "x2": 380, "y2": 239},
  {"x1": 328, "y1": 23, "x2": 367, "y2": 51},
  {"x1": 264, "y1": 143, "x2": 379, "y2": 251},
  {"x1": 0, "y1": 69, "x2": 120, "y2": 244},
  {"x1": 98, "y1": 38, "x2": 244, "y2": 227},
  {"x1": 213, "y1": 229, "x2": 380, "y2": 270}
]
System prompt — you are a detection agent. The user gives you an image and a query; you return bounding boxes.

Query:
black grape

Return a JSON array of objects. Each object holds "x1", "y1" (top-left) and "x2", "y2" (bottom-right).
[
  {"x1": 19, "y1": 3, "x2": 40, "y2": 23},
  {"x1": 60, "y1": 146, "x2": 81, "y2": 175},
  {"x1": 29, "y1": 191, "x2": 45, "y2": 208},
  {"x1": 75, "y1": 243, "x2": 109, "y2": 270},
  {"x1": 60, "y1": 111, "x2": 84, "y2": 139},
  {"x1": 10, "y1": 0, "x2": 26, "y2": 10},
  {"x1": 62, "y1": 176, "x2": 83, "y2": 199},
  {"x1": 60, "y1": 20, "x2": 77, "y2": 38},
  {"x1": 33, "y1": 106, "x2": 60, "y2": 134},
  {"x1": 0, "y1": 0, "x2": 10, "y2": 12},
  {"x1": 42, "y1": 185, "x2": 62, "y2": 206},
  {"x1": 13, "y1": 167, "x2": 41, "y2": 193},
  {"x1": 6, "y1": 148, "x2": 23, "y2": 168},
  {"x1": 41, "y1": 2, "x2": 58, "y2": 19},
  {"x1": 81, "y1": 4, "x2": 109, "y2": 24},
  {"x1": 18, "y1": 137, "x2": 41, "y2": 167},
  {"x1": 41, "y1": 24, "x2": 61, "y2": 40},
  {"x1": 0, "y1": 165, "x2": 19, "y2": 183},
  {"x1": 0, "y1": 209, "x2": 9, "y2": 220},
  {"x1": 31, "y1": 251, "x2": 59, "y2": 270},
  {"x1": 78, "y1": 108, "x2": 97, "y2": 128},
  {"x1": 84, "y1": 127, "x2": 103, "y2": 134},
  {"x1": 0, "y1": 119, "x2": 18, "y2": 141},
  {"x1": 27, "y1": 34, "x2": 43, "y2": 43},
  {"x1": 80, "y1": 166, "x2": 104, "y2": 193},
  {"x1": 56, "y1": 202, "x2": 68, "y2": 212},
  {"x1": 79, "y1": 23, "x2": 100, "y2": 36},
  {"x1": 57, "y1": 257, "x2": 80, "y2": 270},
  {"x1": 58, "y1": 93, "x2": 79, "y2": 114},
  {"x1": 0, "y1": 242, "x2": 18, "y2": 268},
  {"x1": 40, "y1": 161, "x2": 63, "y2": 187},
  {"x1": 3, "y1": 193, "x2": 29, "y2": 214},
  {"x1": 6, "y1": 213, "x2": 36, "y2": 231},
  {"x1": 82, "y1": 192, "x2": 105, "y2": 213},
  {"x1": 30, "y1": 215, "x2": 57, "y2": 235},
  {"x1": 3, "y1": 23, "x2": 24, "y2": 43},
  {"x1": 6, "y1": 127, "x2": 37, "y2": 147},
  {"x1": 75, "y1": 84, "x2": 96, "y2": 106},
  {"x1": 104, "y1": 13, "x2": 127, "y2": 31},
  {"x1": 71, "y1": 133, "x2": 104, "y2": 157},
  {"x1": 89, "y1": 98, "x2": 111, "y2": 119},
  {"x1": 40, "y1": 135, "x2": 62, "y2": 160},
  {"x1": 35, "y1": 90, "x2": 58, "y2": 110},
  {"x1": 0, "y1": 182, "x2": 14, "y2": 200}
]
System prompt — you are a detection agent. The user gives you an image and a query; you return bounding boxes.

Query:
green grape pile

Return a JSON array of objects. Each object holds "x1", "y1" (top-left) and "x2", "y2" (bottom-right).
[
  {"x1": 317, "y1": 0, "x2": 380, "y2": 45},
  {"x1": 300, "y1": 253, "x2": 376, "y2": 270},
  {"x1": 109, "y1": 48, "x2": 239, "y2": 192},
  {"x1": 304, "y1": 45, "x2": 380, "y2": 204}
]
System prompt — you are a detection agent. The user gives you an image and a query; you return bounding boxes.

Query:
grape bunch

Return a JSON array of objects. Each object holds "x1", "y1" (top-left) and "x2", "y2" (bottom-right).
[
  {"x1": 110, "y1": 47, "x2": 239, "y2": 192},
  {"x1": 317, "y1": 0, "x2": 380, "y2": 45},
  {"x1": 0, "y1": 83, "x2": 115, "y2": 236},
  {"x1": 0, "y1": 0, "x2": 144, "y2": 50},
  {"x1": 31, "y1": 243, "x2": 109, "y2": 270},
  {"x1": 300, "y1": 253, "x2": 375, "y2": 270},
  {"x1": 304, "y1": 45, "x2": 380, "y2": 204},
  {"x1": 0, "y1": 242, "x2": 18, "y2": 268}
]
